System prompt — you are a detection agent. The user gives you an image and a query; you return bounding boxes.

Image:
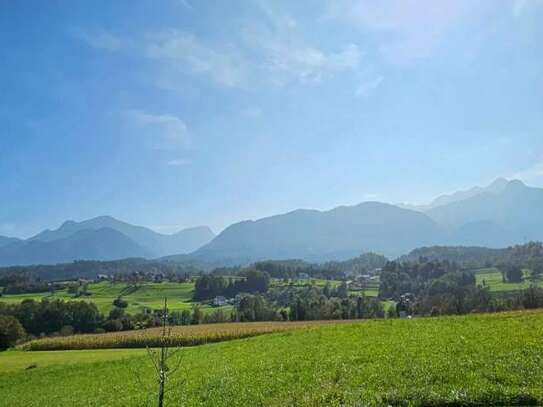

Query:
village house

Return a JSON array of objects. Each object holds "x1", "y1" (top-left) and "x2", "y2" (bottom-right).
[{"x1": 213, "y1": 296, "x2": 227, "y2": 306}]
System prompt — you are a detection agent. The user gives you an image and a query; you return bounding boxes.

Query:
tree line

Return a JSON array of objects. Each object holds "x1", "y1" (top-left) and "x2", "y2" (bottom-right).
[
  {"x1": 379, "y1": 257, "x2": 543, "y2": 316},
  {"x1": 210, "y1": 253, "x2": 387, "y2": 281},
  {"x1": 193, "y1": 270, "x2": 270, "y2": 300},
  {"x1": 0, "y1": 258, "x2": 199, "y2": 282},
  {"x1": 401, "y1": 241, "x2": 543, "y2": 272}
]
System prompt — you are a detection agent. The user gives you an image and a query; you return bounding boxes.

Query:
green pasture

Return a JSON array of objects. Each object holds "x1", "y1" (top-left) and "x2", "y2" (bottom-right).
[
  {"x1": 0, "y1": 281, "x2": 230, "y2": 314},
  {"x1": 0, "y1": 348, "x2": 146, "y2": 374},
  {"x1": 475, "y1": 267, "x2": 542, "y2": 292},
  {"x1": 2, "y1": 310, "x2": 542, "y2": 406}
]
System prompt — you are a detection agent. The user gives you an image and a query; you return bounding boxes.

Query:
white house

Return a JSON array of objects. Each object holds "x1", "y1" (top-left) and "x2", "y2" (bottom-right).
[{"x1": 213, "y1": 296, "x2": 227, "y2": 306}]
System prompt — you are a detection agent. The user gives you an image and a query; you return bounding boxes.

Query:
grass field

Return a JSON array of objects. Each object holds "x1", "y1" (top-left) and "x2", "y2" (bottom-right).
[
  {"x1": 475, "y1": 267, "x2": 542, "y2": 292},
  {"x1": 0, "y1": 281, "x2": 231, "y2": 314},
  {"x1": 2, "y1": 310, "x2": 543, "y2": 406},
  {"x1": 349, "y1": 278, "x2": 380, "y2": 297},
  {"x1": 0, "y1": 279, "x2": 345, "y2": 314},
  {"x1": 0, "y1": 348, "x2": 146, "y2": 373}
]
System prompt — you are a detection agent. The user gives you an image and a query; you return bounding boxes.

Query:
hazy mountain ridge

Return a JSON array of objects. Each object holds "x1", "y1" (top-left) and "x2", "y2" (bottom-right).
[
  {"x1": 29, "y1": 216, "x2": 215, "y2": 257},
  {"x1": 429, "y1": 177, "x2": 509, "y2": 209},
  {"x1": 192, "y1": 202, "x2": 446, "y2": 263},
  {"x1": 426, "y1": 179, "x2": 543, "y2": 246},
  {"x1": 0, "y1": 228, "x2": 151, "y2": 266},
  {"x1": 0, "y1": 217, "x2": 215, "y2": 266},
  {"x1": 2, "y1": 178, "x2": 542, "y2": 267},
  {"x1": 399, "y1": 177, "x2": 510, "y2": 212},
  {"x1": 187, "y1": 178, "x2": 543, "y2": 265}
]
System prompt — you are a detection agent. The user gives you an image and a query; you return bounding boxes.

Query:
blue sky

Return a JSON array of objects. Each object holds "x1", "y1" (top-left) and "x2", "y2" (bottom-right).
[{"x1": 1, "y1": 0, "x2": 543, "y2": 238}]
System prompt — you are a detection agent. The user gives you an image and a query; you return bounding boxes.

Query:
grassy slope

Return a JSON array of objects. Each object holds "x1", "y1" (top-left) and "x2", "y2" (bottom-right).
[
  {"x1": 475, "y1": 268, "x2": 542, "y2": 292},
  {"x1": 0, "y1": 279, "x2": 345, "y2": 314},
  {"x1": 0, "y1": 281, "x2": 230, "y2": 314},
  {"x1": 2, "y1": 310, "x2": 543, "y2": 406},
  {"x1": 0, "y1": 348, "x2": 146, "y2": 374}
]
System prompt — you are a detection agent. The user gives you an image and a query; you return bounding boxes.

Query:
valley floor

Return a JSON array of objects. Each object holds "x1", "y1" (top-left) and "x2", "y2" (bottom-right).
[{"x1": 1, "y1": 310, "x2": 543, "y2": 406}]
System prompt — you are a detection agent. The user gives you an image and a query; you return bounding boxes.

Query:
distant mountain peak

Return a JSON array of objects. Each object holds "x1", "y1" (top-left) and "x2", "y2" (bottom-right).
[
  {"x1": 485, "y1": 177, "x2": 510, "y2": 193},
  {"x1": 428, "y1": 186, "x2": 483, "y2": 209},
  {"x1": 192, "y1": 201, "x2": 444, "y2": 262},
  {"x1": 423, "y1": 177, "x2": 518, "y2": 210},
  {"x1": 86, "y1": 215, "x2": 117, "y2": 223},
  {"x1": 60, "y1": 220, "x2": 77, "y2": 228},
  {"x1": 425, "y1": 178, "x2": 543, "y2": 246},
  {"x1": 505, "y1": 179, "x2": 526, "y2": 190},
  {"x1": 16, "y1": 216, "x2": 216, "y2": 264}
]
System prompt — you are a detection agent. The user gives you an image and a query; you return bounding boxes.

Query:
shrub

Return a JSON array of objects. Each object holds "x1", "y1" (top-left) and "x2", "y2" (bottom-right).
[
  {"x1": 112, "y1": 298, "x2": 128, "y2": 308},
  {"x1": 102, "y1": 319, "x2": 123, "y2": 332},
  {"x1": 108, "y1": 307, "x2": 125, "y2": 320},
  {"x1": 0, "y1": 315, "x2": 26, "y2": 350},
  {"x1": 59, "y1": 325, "x2": 74, "y2": 336}
]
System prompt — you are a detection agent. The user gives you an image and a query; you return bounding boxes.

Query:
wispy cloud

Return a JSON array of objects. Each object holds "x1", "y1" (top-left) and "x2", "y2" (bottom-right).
[
  {"x1": 144, "y1": 24, "x2": 361, "y2": 88},
  {"x1": 77, "y1": 4, "x2": 362, "y2": 89},
  {"x1": 73, "y1": 28, "x2": 124, "y2": 51},
  {"x1": 260, "y1": 41, "x2": 361, "y2": 85},
  {"x1": 167, "y1": 158, "x2": 192, "y2": 166},
  {"x1": 328, "y1": 0, "x2": 474, "y2": 62},
  {"x1": 242, "y1": 3, "x2": 361, "y2": 85},
  {"x1": 355, "y1": 75, "x2": 384, "y2": 97},
  {"x1": 145, "y1": 31, "x2": 253, "y2": 88},
  {"x1": 124, "y1": 109, "x2": 190, "y2": 150}
]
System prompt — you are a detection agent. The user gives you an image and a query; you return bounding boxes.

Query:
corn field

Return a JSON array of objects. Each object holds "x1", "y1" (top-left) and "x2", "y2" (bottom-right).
[{"x1": 21, "y1": 320, "x2": 356, "y2": 351}]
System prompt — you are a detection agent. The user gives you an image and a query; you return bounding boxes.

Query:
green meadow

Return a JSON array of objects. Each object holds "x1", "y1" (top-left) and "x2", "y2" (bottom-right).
[
  {"x1": 0, "y1": 348, "x2": 146, "y2": 374},
  {"x1": 0, "y1": 278, "x2": 345, "y2": 314},
  {"x1": 1, "y1": 310, "x2": 543, "y2": 406},
  {"x1": 475, "y1": 267, "x2": 543, "y2": 292},
  {"x1": 0, "y1": 281, "x2": 229, "y2": 314}
]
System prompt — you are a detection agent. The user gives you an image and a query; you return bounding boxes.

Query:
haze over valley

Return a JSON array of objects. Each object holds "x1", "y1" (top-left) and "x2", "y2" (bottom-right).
[{"x1": 1, "y1": 178, "x2": 541, "y2": 266}]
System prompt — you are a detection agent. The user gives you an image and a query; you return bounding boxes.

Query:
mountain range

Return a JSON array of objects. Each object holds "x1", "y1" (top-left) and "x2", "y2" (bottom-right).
[
  {"x1": 1, "y1": 178, "x2": 542, "y2": 267},
  {"x1": 186, "y1": 178, "x2": 543, "y2": 264},
  {"x1": 187, "y1": 202, "x2": 443, "y2": 263},
  {"x1": 398, "y1": 177, "x2": 510, "y2": 211},
  {"x1": 0, "y1": 217, "x2": 215, "y2": 266}
]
